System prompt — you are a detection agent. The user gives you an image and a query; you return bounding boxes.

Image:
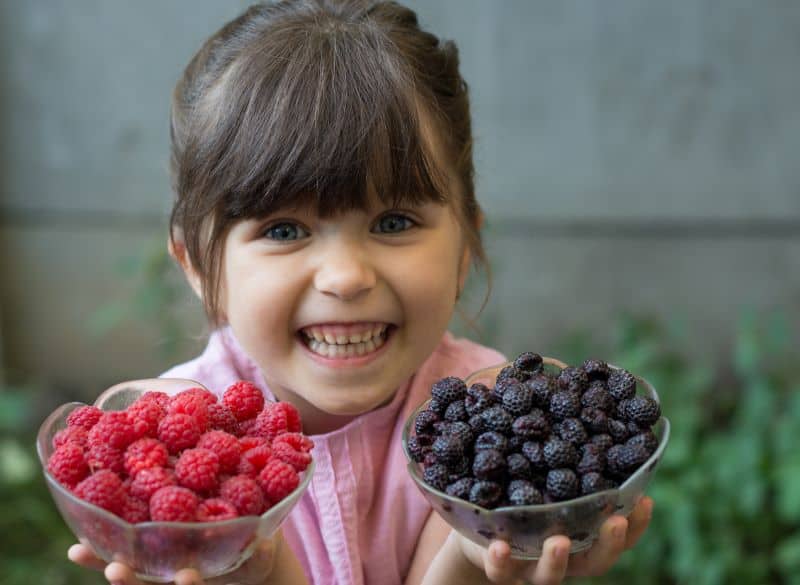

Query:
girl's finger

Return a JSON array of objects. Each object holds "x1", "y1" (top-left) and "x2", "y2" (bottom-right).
[
  {"x1": 569, "y1": 515, "x2": 628, "y2": 577},
  {"x1": 67, "y1": 543, "x2": 107, "y2": 571},
  {"x1": 104, "y1": 561, "x2": 146, "y2": 585},
  {"x1": 529, "y1": 536, "x2": 570, "y2": 585},
  {"x1": 625, "y1": 496, "x2": 653, "y2": 549}
]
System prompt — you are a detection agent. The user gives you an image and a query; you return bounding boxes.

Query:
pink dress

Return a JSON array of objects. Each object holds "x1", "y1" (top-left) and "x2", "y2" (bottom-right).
[{"x1": 162, "y1": 327, "x2": 505, "y2": 584}]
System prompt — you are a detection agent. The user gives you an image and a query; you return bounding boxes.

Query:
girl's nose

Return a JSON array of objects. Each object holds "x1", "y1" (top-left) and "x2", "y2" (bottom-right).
[{"x1": 313, "y1": 245, "x2": 377, "y2": 301}]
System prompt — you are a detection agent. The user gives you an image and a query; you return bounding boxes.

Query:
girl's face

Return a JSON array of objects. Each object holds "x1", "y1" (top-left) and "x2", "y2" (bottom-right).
[{"x1": 218, "y1": 198, "x2": 471, "y2": 433}]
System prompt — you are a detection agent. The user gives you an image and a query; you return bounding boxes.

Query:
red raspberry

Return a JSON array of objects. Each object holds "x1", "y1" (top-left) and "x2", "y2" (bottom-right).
[
  {"x1": 222, "y1": 381, "x2": 265, "y2": 421},
  {"x1": 47, "y1": 443, "x2": 89, "y2": 487},
  {"x1": 88, "y1": 411, "x2": 138, "y2": 450},
  {"x1": 196, "y1": 498, "x2": 239, "y2": 522},
  {"x1": 66, "y1": 405, "x2": 103, "y2": 431},
  {"x1": 167, "y1": 394, "x2": 209, "y2": 430},
  {"x1": 272, "y1": 432, "x2": 314, "y2": 453},
  {"x1": 126, "y1": 400, "x2": 165, "y2": 438},
  {"x1": 238, "y1": 444, "x2": 272, "y2": 477},
  {"x1": 175, "y1": 448, "x2": 220, "y2": 493},
  {"x1": 138, "y1": 391, "x2": 170, "y2": 410},
  {"x1": 252, "y1": 402, "x2": 301, "y2": 442},
  {"x1": 120, "y1": 493, "x2": 150, "y2": 523},
  {"x1": 220, "y1": 475, "x2": 266, "y2": 516},
  {"x1": 239, "y1": 436, "x2": 268, "y2": 452},
  {"x1": 257, "y1": 459, "x2": 299, "y2": 504},
  {"x1": 149, "y1": 486, "x2": 199, "y2": 522},
  {"x1": 86, "y1": 442, "x2": 125, "y2": 475},
  {"x1": 52, "y1": 426, "x2": 88, "y2": 450},
  {"x1": 207, "y1": 403, "x2": 239, "y2": 435},
  {"x1": 124, "y1": 438, "x2": 169, "y2": 477},
  {"x1": 74, "y1": 470, "x2": 125, "y2": 514},
  {"x1": 157, "y1": 412, "x2": 202, "y2": 454},
  {"x1": 237, "y1": 418, "x2": 257, "y2": 436},
  {"x1": 272, "y1": 441, "x2": 311, "y2": 472},
  {"x1": 197, "y1": 430, "x2": 241, "y2": 474},
  {"x1": 175, "y1": 387, "x2": 218, "y2": 407},
  {"x1": 129, "y1": 466, "x2": 177, "y2": 501}
]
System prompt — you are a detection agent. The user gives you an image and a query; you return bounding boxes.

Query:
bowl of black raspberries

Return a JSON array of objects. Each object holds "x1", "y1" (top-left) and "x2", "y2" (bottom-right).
[{"x1": 402, "y1": 352, "x2": 669, "y2": 559}]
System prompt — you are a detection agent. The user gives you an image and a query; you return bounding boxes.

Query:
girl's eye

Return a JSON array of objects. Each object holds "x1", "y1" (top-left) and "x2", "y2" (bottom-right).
[
  {"x1": 373, "y1": 213, "x2": 416, "y2": 234},
  {"x1": 263, "y1": 222, "x2": 309, "y2": 241}
]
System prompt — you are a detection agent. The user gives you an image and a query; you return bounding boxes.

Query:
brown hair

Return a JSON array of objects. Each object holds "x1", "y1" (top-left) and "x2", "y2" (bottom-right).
[{"x1": 169, "y1": 0, "x2": 486, "y2": 325}]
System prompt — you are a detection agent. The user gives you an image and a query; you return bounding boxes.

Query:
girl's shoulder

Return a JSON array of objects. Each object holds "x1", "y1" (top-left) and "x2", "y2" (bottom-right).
[{"x1": 420, "y1": 332, "x2": 507, "y2": 384}]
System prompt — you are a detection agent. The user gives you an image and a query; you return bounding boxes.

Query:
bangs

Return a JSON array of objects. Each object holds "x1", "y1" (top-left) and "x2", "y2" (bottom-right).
[{"x1": 189, "y1": 21, "x2": 452, "y2": 221}]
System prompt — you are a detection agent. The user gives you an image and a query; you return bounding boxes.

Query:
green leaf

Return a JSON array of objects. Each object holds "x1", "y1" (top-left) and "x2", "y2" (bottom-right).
[
  {"x1": 775, "y1": 462, "x2": 800, "y2": 522},
  {"x1": 777, "y1": 534, "x2": 800, "y2": 573}
]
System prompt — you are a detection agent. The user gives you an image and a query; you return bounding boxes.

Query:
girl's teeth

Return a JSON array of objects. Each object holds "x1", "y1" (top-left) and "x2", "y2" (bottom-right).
[{"x1": 305, "y1": 329, "x2": 387, "y2": 358}]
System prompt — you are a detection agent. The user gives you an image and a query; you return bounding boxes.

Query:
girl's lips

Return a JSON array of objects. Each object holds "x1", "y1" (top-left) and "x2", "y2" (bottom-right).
[{"x1": 297, "y1": 325, "x2": 395, "y2": 368}]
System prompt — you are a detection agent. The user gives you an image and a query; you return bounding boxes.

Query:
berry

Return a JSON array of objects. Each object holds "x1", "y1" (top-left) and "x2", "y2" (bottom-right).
[
  {"x1": 607, "y1": 444, "x2": 650, "y2": 477},
  {"x1": 521, "y1": 441, "x2": 548, "y2": 472},
  {"x1": 607, "y1": 370, "x2": 637, "y2": 401},
  {"x1": 508, "y1": 481, "x2": 543, "y2": 506},
  {"x1": 197, "y1": 498, "x2": 239, "y2": 522},
  {"x1": 124, "y1": 438, "x2": 169, "y2": 477},
  {"x1": 591, "y1": 433, "x2": 614, "y2": 452},
  {"x1": 502, "y1": 382, "x2": 534, "y2": 416},
  {"x1": 492, "y1": 377, "x2": 520, "y2": 402},
  {"x1": 469, "y1": 480, "x2": 503, "y2": 509},
  {"x1": 474, "y1": 431, "x2": 508, "y2": 454},
  {"x1": 253, "y1": 402, "x2": 301, "y2": 441},
  {"x1": 52, "y1": 426, "x2": 88, "y2": 450},
  {"x1": 272, "y1": 441, "x2": 312, "y2": 472},
  {"x1": 176, "y1": 387, "x2": 218, "y2": 407},
  {"x1": 432, "y1": 435, "x2": 464, "y2": 465},
  {"x1": 626, "y1": 431, "x2": 659, "y2": 455},
  {"x1": 581, "y1": 382, "x2": 614, "y2": 412},
  {"x1": 407, "y1": 434, "x2": 433, "y2": 462},
  {"x1": 273, "y1": 432, "x2": 314, "y2": 453},
  {"x1": 427, "y1": 398, "x2": 447, "y2": 416},
  {"x1": 446, "y1": 477, "x2": 475, "y2": 500},
  {"x1": 126, "y1": 400, "x2": 165, "y2": 438},
  {"x1": 149, "y1": 486, "x2": 200, "y2": 522},
  {"x1": 496, "y1": 365, "x2": 522, "y2": 384},
  {"x1": 465, "y1": 383, "x2": 495, "y2": 415},
  {"x1": 581, "y1": 359, "x2": 610, "y2": 381},
  {"x1": 138, "y1": 391, "x2": 170, "y2": 410},
  {"x1": 472, "y1": 449, "x2": 506, "y2": 481},
  {"x1": 167, "y1": 394, "x2": 209, "y2": 430},
  {"x1": 222, "y1": 381, "x2": 265, "y2": 421},
  {"x1": 511, "y1": 410, "x2": 550, "y2": 440},
  {"x1": 549, "y1": 391, "x2": 580, "y2": 421},
  {"x1": 479, "y1": 406, "x2": 513, "y2": 434},
  {"x1": 506, "y1": 453, "x2": 533, "y2": 480},
  {"x1": 444, "y1": 400, "x2": 468, "y2": 422},
  {"x1": 258, "y1": 459, "x2": 299, "y2": 503},
  {"x1": 207, "y1": 403, "x2": 240, "y2": 435},
  {"x1": 468, "y1": 413, "x2": 487, "y2": 433},
  {"x1": 175, "y1": 448, "x2": 220, "y2": 493},
  {"x1": 197, "y1": 430, "x2": 241, "y2": 474},
  {"x1": 423, "y1": 463, "x2": 450, "y2": 491},
  {"x1": 239, "y1": 436, "x2": 268, "y2": 452},
  {"x1": 430, "y1": 377, "x2": 467, "y2": 405},
  {"x1": 557, "y1": 366, "x2": 589, "y2": 394},
  {"x1": 624, "y1": 396, "x2": 661, "y2": 426},
  {"x1": 580, "y1": 407, "x2": 609, "y2": 434},
  {"x1": 220, "y1": 475, "x2": 266, "y2": 516},
  {"x1": 546, "y1": 468, "x2": 579, "y2": 501},
  {"x1": 543, "y1": 438, "x2": 578, "y2": 469},
  {"x1": 525, "y1": 374, "x2": 557, "y2": 409},
  {"x1": 446, "y1": 421, "x2": 475, "y2": 448},
  {"x1": 238, "y1": 444, "x2": 273, "y2": 476},
  {"x1": 86, "y1": 442, "x2": 125, "y2": 475},
  {"x1": 74, "y1": 470, "x2": 125, "y2": 514},
  {"x1": 66, "y1": 406, "x2": 103, "y2": 431},
  {"x1": 47, "y1": 443, "x2": 89, "y2": 487},
  {"x1": 158, "y1": 413, "x2": 203, "y2": 454},
  {"x1": 576, "y1": 445, "x2": 606, "y2": 475},
  {"x1": 607, "y1": 419, "x2": 630, "y2": 443},
  {"x1": 557, "y1": 417, "x2": 588, "y2": 446},
  {"x1": 580, "y1": 472, "x2": 613, "y2": 495},
  {"x1": 129, "y1": 466, "x2": 177, "y2": 501},
  {"x1": 88, "y1": 411, "x2": 138, "y2": 450},
  {"x1": 120, "y1": 494, "x2": 150, "y2": 523},
  {"x1": 513, "y1": 352, "x2": 543, "y2": 375}
]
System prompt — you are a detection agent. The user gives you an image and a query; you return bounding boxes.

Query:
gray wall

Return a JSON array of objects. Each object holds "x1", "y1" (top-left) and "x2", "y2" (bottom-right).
[{"x1": 1, "y1": 1, "x2": 798, "y2": 393}]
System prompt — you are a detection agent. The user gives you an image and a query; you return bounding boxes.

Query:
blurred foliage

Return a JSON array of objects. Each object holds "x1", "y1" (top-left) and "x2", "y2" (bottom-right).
[
  {"x1": 87, "y1": 238, "x2": 188, "y2": 360},
  {"x1": 564, "y1": 310, "x2": 800, "y2": 585},
  {"x1": 2, "y1": 308, "x2": 797, "y2": 584}
]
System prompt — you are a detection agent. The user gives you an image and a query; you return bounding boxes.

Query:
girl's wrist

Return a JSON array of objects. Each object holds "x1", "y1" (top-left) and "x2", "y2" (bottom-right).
[{"x1": 422, "y1": 530, "x2": 488, "y2": 585}]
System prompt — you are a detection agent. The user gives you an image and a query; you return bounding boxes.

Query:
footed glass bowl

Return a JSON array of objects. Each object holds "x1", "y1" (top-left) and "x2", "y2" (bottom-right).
[
  {"x1": 37, "y1": 378, "x2": 314, "y2": 583},
  {"x1": 402, "y1": 358, "x2": 669, "y2": 559}
]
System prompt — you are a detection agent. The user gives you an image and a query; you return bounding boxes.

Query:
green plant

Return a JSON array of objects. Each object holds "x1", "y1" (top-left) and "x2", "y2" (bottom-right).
[{"x1": 560, "y1": 311, "x2": 800, "y2": 585}]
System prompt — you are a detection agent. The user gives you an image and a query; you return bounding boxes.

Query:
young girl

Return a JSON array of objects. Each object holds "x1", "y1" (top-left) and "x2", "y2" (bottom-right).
[{"x1": 68, "y1": 1, "x2": 653, "y2": 583}]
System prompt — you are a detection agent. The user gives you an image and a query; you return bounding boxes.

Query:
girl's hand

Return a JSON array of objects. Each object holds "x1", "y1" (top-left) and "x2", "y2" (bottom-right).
[
  {"x1": 68, "y1": 536, "x2": 278, "y2": 585},
  {"x1": 457, "y1": 496, "x2": 653, "y2": 584}
]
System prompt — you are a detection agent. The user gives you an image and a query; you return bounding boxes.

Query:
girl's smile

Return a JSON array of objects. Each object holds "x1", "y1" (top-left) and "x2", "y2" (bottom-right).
[{"x1": 298, "y1": 322, "x2": 394, "y2": 364}]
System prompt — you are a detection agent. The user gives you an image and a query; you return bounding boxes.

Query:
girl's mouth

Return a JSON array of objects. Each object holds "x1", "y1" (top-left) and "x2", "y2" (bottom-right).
[{"x1": 298, "y1": 323, "x2": 394, "y2": 359}]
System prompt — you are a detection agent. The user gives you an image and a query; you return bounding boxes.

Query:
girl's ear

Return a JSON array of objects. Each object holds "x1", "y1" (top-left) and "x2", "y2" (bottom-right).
[{"x1": 168, "y1": 232, "x2": 203, "y2": 300}]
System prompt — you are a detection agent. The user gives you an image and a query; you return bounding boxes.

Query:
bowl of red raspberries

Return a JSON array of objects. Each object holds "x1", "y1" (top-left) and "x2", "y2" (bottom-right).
[
  {"x1": 37, "y1": 378, "x2": 314, "y2": 583},
  {"x1": 402, "y1": 352, "x2": 669, "y2": 559}
]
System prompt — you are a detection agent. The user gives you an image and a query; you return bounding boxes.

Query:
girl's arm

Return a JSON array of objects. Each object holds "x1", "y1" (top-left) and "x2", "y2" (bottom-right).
[{"x1": 406, "y1": 496, "x2": 653, "y2": 585}]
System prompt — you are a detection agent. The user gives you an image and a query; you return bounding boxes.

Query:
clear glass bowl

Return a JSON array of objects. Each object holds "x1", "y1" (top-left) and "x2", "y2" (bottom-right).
[
  {"x1": 402, "y1": 359, "x2": 670, "y2": 559},
  {"x1": 37, "y1": 378, "x2": 314, "y2": 583}
]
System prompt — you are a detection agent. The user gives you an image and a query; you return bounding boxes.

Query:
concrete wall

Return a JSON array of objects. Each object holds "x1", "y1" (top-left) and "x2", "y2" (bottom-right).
[{"x1": 1, "y1": 1, "x2": 798, "y2": 393}]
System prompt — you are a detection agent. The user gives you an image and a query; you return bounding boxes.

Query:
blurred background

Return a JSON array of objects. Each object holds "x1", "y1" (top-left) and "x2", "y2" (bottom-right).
[{"x1": 0, "y1": 1, "x2": 798, "y2": 583}]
